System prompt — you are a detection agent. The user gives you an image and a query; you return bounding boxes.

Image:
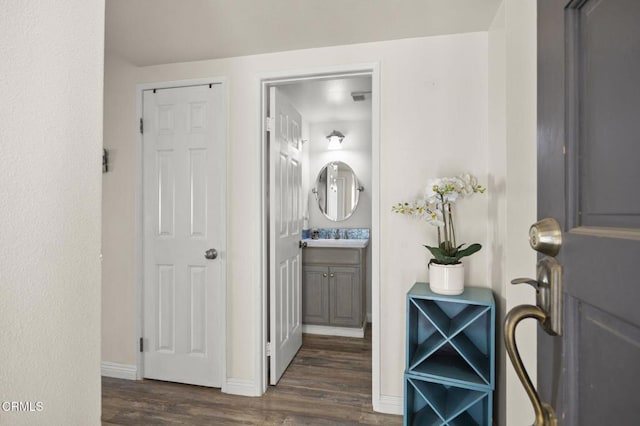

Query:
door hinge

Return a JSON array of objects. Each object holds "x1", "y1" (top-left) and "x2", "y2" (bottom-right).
[
  {"x1": 266, "y1": 341, "x2": 272, "y2": 357},
  {"x1": 139, "y1": 118, "x2": 144, "y2": 134},
  {"x1": 265, "y1": 116, "x2": 275, "y2": 132},
  {"x1": 139, "y1": 337, "x2": 144, "y2": 353}
]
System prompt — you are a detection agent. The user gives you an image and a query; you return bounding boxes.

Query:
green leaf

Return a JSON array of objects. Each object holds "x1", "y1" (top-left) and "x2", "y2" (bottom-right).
[
  {"x1": 454, "y1": 243, "x2": 482, "y2": 261},
  {"x1": 424, "y1": 245, "x2": 448, "y2": 263},
  {"x1": 425, "y1": 245, "x2": 462, "y2": 265},
  {"x1": 425, "y1": 243, "x2": 482, "y2": 265}
]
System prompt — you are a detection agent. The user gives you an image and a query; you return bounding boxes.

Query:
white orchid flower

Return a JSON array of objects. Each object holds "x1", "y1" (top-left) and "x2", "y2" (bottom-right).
[
  {"x1": 426, "y1": 208, "x2": 445, "y2": 227},
  {"x1": 392, "y1": 173, "x2": 485, "y2": 263},
  {"x1": 424, "y1": 179, "x2": 441, "y2": 199}
]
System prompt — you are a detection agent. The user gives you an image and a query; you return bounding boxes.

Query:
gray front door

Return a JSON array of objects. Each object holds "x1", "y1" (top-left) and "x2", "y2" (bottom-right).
[{"x1": 537, "y1": 0, "x2": 640, "y2": 424}]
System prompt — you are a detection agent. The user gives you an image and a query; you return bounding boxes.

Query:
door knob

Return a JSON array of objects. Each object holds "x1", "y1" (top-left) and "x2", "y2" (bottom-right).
[
  {"x1": 204, "y1": 248, "x2": 218, "y2": 260},
  {"x1": 299, "y1": 240, "x2": 308, "y2": 248}
]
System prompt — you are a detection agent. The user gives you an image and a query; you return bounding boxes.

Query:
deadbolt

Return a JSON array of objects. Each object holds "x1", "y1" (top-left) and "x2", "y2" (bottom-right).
[
  {"x1": 204, "y1": 248, "x2": 218, "y2": 260},
  {"x1": 529, "y1": 218, "x2": 562, "y2": 257}
]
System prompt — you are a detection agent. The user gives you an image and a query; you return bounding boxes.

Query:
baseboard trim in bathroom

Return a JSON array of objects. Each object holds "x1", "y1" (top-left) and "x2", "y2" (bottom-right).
[{"x1": 302, "y1": 324, "x2": 364, "y2": 338}]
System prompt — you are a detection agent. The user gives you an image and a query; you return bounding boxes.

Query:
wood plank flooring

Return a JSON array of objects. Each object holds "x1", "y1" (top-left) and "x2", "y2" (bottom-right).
[{"x1": 102, "y1": 328, "x2": 402, "y2": 425}]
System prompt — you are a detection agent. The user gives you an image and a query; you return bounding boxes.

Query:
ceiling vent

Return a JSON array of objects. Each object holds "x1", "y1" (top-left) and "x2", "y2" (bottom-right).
[{"x1": 351, "y1": 91, "x2": 371, "y2": 102}]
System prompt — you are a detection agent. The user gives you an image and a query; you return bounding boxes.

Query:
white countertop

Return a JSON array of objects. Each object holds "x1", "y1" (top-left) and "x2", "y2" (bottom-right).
[{"x1": 303, "y1": 238, "x2": 369, "y2": 248}]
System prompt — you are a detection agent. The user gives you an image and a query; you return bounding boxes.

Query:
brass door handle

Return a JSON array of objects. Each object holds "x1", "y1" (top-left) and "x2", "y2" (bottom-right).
[
  {"x1": 510, "y1": 257, "x2": 563, "y2": 336},
  {"x1": 506, "y1": 218, "x2": 563, "y2": 425},
  {"x1": 504, "y1": 305, "x2": 557, "y2": 426}
]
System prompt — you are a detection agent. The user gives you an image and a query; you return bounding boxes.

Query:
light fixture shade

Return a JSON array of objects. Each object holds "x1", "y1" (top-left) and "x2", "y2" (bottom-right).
[{"x1": 326, "y1": 130, "x2": 345, "y2": 150}]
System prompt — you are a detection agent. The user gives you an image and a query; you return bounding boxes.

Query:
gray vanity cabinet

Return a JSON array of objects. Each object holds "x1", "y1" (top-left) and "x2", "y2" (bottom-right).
[
  {"x1": 302, "y1": 247, "x2": 366, "y2": 328},
  {"x1": 328, "y1": 266, "x2": 361, "y2": 327},
  {"x1": 301, "y1": 265, "x2": 330, "y2": 324}
]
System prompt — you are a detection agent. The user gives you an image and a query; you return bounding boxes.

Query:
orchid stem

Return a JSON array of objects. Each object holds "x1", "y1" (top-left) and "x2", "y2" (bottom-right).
[
  {"x1": 448, "y1": 204, "x2": 456, "y2": 249},
  {"x1": 440, "y1": 194, "x2": 449, "y2": 253}
]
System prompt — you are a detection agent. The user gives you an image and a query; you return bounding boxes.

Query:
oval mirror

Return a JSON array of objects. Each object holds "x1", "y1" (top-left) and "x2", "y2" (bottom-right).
[{"x1": 313, "y1": 161, "x2": 362, "y2": 222}]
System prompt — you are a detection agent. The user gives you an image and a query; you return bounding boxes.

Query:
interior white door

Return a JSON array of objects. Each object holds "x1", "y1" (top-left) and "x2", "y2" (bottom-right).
[
  {"x1": 269, "y1": 86, "x2": 303, "y2": 385},
  {"x1": 142, "y1": 84, "x2": 225, "y2": 387}
]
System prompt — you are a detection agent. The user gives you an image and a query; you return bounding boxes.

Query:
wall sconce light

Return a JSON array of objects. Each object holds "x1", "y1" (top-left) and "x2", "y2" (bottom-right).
[{"x1": 326, "y1": 130, "x2": 345, "y2": 150}]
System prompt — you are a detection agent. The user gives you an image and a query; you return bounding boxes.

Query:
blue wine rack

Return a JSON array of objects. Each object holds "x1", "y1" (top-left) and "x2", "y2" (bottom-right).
[{"x1": 404, "y1": 283, "x2": 495, "y2": 426}]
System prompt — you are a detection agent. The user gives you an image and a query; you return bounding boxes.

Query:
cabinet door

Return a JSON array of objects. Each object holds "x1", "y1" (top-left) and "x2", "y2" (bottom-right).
[
  {"x1": 329, "y1": 267, "x2": 362, "y2": 327},
  {"x1": 302, "y1": 266, "x2": 329, "y2": 325}
]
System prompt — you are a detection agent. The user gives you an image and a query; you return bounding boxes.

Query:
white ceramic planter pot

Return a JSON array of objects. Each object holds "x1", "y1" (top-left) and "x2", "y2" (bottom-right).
[{"x1": 429, "y1": 263, "x2": 465, "y2": 295}]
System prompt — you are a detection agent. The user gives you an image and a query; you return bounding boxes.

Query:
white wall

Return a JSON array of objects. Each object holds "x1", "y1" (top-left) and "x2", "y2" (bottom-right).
[
  {"x1": 504, "y1": 1, "x2": 538, "y2": 424},
  {"x1": 102, "y1": 32, "x2": 489, "y2": 409},
  {"x1": 488, "y1": 3, "x2": 508, "y2": 424},
  {"x1": 488, "y1": 1, "x2": 538, "y2": 424},
  {"x1": 382, "y1": 36, "x2": 489, "y2": 405},
  {"x1": 102, "y1": 52, "x2": 138, "y2": 367},
  {"x1": 307, "y1": 120, "x2": 372, "y2": 318},
  {"x1": 0, "y1": 1, "x2": 104, "y2": 425}
]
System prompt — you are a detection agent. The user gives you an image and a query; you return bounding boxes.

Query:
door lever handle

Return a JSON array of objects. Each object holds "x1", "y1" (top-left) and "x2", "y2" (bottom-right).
[
  {"x1": 510, "y1": 257, "x2": 562, "y2": 336},
  {"x1": 511, "y1": 278, "x2": 540, "y2": 290}
]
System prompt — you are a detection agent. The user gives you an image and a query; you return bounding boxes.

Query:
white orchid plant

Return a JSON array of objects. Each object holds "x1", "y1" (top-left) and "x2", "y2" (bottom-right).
[{"x1": 392, "y1": 173, "x2": 486, "y2": 266}]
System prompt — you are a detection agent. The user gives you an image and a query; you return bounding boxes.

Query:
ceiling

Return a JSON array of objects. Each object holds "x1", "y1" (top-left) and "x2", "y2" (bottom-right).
[
  {"x1": 105, "y1": 0, "x2": 503, "y2": 67},
  {"x1": 278, "y1": 76, "x2": 372, "y2": 124}
]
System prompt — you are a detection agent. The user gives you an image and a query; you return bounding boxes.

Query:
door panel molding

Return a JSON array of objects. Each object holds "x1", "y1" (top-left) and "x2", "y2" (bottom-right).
[
  {"x1": 566, "y1": 0, "x2": 640, "y2": 229},
  {"x1": 569, "y1": 226, "x2": 640, "y2": 241}
]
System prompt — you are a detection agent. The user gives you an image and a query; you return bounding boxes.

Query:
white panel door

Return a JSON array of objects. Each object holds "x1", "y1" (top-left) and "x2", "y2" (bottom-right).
[
  {"x1": 269, "y1": 86, "x2": 303, "y2": 385},
  {"x1": 142, "y1": 84, "x2": 225, "y2": 387}
]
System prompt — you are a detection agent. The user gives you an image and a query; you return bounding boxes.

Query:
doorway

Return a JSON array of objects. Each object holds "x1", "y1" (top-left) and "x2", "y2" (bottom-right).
[{"x1": 259, "y1": 66, "x2": 380, "y2": 402}]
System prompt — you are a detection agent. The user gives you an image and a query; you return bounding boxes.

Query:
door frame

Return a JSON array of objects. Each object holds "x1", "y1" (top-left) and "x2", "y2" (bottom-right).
[
  {"x1": 134, "y1": 78, "x2": 228, "y2": 388},
  {"x1": 257, "y1": 63, "x2": 382, "y2": 406}
]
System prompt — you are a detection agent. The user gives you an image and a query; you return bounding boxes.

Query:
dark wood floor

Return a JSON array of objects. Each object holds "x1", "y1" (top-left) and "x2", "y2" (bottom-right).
[{"x1": 102, "y1": 328, "x2": 402, "y2": 425}]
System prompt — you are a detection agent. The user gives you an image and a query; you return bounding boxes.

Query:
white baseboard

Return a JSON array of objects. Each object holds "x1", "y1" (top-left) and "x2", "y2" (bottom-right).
[
  {"x1": 101, "y1": 362, "x2": 137, "y2": 380},
  {"x1": 373, "y1": 394, "x2": 403, "y2": 415},
  {"x1": 302, "y1": 324, "x2": 364, "y2": 338},
  {"x1": 223, "y1": 378, "x2": 261, "y2": 397}
]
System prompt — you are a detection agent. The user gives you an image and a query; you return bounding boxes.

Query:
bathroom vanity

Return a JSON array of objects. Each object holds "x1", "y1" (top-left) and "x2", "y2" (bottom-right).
[
  {"x1": 301, "y1": 238, "x2": 368, "y2": 338},
  {"x1": 303, "y1": 160, "x2": 369, "y2": 337}
]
